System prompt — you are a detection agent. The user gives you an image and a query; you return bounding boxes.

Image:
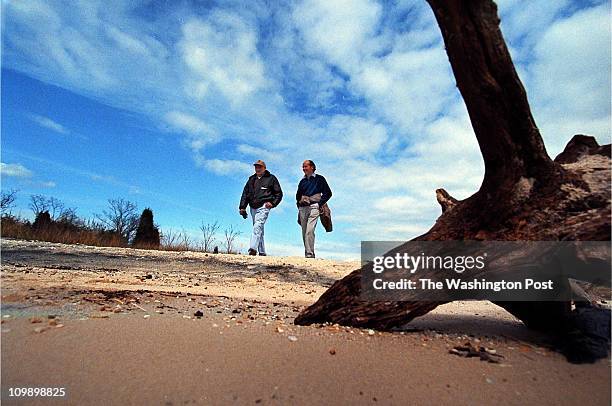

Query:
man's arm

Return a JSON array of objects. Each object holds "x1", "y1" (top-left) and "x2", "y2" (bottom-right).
[
  {"x1": 270, "y1": 175, "x2": 283, "y2": 207},
  {"x1": 319, "y1": 176, "x2": 332, "y2": 206},
  {"x1": 239, "y1": 180, "x2": 250, "y2": 210},
  {"x1": 295, "y1": 179, "x2": 303, "y2": 204}
]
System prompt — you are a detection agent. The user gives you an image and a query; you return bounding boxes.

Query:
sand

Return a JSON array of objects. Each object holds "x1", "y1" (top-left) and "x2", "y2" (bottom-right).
[{"x1": 1, "y1": 239, "x2": 610, "y2": 405}]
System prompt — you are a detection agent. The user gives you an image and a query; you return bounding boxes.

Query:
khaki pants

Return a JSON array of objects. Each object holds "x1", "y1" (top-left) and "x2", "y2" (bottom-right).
[{"x1": 299, "y1": 204, "x2": 319, "y2": 258}]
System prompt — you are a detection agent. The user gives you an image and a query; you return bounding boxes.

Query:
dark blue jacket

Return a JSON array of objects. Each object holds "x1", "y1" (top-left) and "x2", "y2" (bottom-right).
[{"x1": 296, "y1": 174, "x2": 332, "y2": 207}]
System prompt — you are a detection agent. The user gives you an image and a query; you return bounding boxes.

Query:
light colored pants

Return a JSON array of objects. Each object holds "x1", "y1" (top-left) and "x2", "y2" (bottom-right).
[
  {"x1": 299, "y1": 204, "x2": 320, "y2": 258},
  {"x1": 250, "y1": 206, "x2": 270, "y2": 254}
]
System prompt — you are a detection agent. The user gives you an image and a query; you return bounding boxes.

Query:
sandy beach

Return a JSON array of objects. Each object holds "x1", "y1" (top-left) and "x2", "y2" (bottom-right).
[{"x1": 1, "y1": 239, "x2": 610, "y2": 405}]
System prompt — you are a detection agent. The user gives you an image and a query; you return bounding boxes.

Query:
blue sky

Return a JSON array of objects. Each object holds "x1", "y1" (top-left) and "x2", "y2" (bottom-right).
[{"x1": 1, "y1": 0, "x2": 610, "y2": 259}]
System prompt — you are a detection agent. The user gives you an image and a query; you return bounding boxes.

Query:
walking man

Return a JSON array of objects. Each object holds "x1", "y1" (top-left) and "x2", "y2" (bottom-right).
[
  {"x1": 239, "y1": 160, "x2": 283, "y2": 256},
  {"x1": 296, "y1": 160, "x2": 332, "y2": 258}
]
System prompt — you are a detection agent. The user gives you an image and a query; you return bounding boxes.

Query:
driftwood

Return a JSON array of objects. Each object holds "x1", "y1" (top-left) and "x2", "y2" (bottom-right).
[
  {"x1": 295, "y1": 0, "x2": 610, "y2": 361},
  {"x1": 435, "y1": 189, "x2": 458, "y2": 213}
]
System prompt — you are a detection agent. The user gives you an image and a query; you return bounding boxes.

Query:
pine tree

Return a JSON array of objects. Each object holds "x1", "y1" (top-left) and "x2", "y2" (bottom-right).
[
  {"x1": 32, "y1": 211, "x2": 52, "y2": 230},
  {"x1": 133, "y1": 208, "x2": 160, "y2": 248}
]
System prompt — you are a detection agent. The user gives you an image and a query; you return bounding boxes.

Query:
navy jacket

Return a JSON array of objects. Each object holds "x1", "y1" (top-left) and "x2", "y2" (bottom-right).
[{"x1": 296, "y1": 174, "x2": 332, "y2": 207}]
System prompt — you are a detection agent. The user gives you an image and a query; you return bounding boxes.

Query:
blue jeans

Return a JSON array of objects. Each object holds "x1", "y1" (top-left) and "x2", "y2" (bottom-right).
[{"x1": 250, "y1": 206, "x2": 270, "y2": 254}]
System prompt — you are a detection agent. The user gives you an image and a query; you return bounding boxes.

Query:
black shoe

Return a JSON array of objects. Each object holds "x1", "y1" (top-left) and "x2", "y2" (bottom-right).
[
  {"x1": 248, "y1": 249, "x2": 257, "y2": 256},
  {"x1": 259, "y1": 253, "x2": 267, "y2": 256}
]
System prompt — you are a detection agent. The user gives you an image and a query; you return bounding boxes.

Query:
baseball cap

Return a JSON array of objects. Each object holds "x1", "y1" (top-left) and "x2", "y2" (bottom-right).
[{"x1": 253, "y1": 160, "x2": 266, "y2": 167}]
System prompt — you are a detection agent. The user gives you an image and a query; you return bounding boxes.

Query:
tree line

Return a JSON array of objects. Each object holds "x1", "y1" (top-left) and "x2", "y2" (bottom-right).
[{"x1": 0, "y1": 190, "x2": 241, "y2": 253}]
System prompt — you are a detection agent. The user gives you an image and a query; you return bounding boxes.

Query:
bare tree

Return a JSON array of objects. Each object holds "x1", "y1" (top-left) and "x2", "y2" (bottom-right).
[
  {"x1": 47, "y1": 197, "x2": 66, "y2": 220},
  {"x1": 1, "y1": 189, "x2": 18, "y2": 215},
  {"x1": 199, "y1": 220, "x2": 220, "y2": 252},
  {"x1": 180, "y1": 228, "x2": 192, "y2": 250},
  {"x1": 223, "y1": 225, "x2": 241, "y2": 254},
  {"x1": 29, "y1": 194, "x2": 49, "y2": 217},
  {"x1": 160, "y1": 228, "x2": 179, "y2": 248},
  {"x1": 94, "y1": 198, "x2": 139, "y2": 243},
  {"x1": 159, "y1": 228, "x2": 194, "y2": 251},
  {"x1": 57, "y1": 207, "x2": 82, "y2": 228},
  {"x1": 29, "y1": 195, "x2": 75, "y2": 221}
]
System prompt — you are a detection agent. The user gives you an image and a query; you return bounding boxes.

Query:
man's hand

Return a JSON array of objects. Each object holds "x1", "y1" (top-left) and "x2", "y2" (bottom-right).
[
  {"x1": 239, "y1": 209, "x2": 247, "y2": 219},
  {"x1": 264, "y1": 202, "x2": 273, "y2": 209}
]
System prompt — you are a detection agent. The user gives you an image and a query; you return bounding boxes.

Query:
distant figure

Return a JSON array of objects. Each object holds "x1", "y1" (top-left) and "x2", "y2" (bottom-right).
[
  {"x1": 239, "y1": 160, "x2": 283, "y2": 256},
  {"x1": 213, "y1": 246, "x2": 219, "y2": 254},
  {"x1": 296, "y1": 160, "x2": 332, "y2": 258}
]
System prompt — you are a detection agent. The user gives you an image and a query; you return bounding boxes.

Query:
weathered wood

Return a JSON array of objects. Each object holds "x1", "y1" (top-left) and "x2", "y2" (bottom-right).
[{"x1": 436, "y1": 189, "x2": 458, "y2": 213}]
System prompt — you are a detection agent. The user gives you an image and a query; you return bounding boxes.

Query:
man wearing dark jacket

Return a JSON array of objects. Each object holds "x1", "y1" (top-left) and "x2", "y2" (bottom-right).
[
  {"x1": 239, "y1": 160, "x2": 283, "y2": 256},
  {"x1": 296, "y1": 160, "x2": 332, "y2": 258}
]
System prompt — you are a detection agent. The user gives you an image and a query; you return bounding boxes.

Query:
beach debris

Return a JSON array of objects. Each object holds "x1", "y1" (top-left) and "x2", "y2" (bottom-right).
[
  {"x1": 34, "y1": 326, "x2": 49, "y2": 333},
  {"x1": 449, "y1": 342, "x2": 504, "y2": 363},
  {"x1": 367, "y1": 329, "x2": 375, "y2": 336},
  {"x1": 276, "y1": 326, "x2": 284, "y2": 333},
  {"x1": 132, "y1": 303, "x2": 147, "y2": 312},
  {"x1": 194, "y1": 310, "x2": 204, "y2": 318},
  {"x1": 287, "y1": 335, "x2": 298, "y2": 342},
  {"x1": 329, "y1": 348, "x2": 336, "y2": 355},
  {"x1": 143, "y1": 314, "x2": 150, "y2": 319},
  {"x1": 29, "y1": 317, "x2": 43, "y2": 324}
]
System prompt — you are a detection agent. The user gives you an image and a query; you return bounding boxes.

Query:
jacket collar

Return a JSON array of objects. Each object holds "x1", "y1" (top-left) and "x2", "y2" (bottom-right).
[{"x1": 252, "y1": 170, "x2": 270, "y2": 178}]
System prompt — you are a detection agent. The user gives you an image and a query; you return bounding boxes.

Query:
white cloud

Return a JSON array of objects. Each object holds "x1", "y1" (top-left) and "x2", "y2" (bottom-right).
[
  {"x1": 292, "y1": 0, "x2": 383, "y2": 70},
  {"x1": 498, "y1": 0, "x2": 572, "y2": 59},
  {"x1": 30, "y1": 114, "x2": 69, "y2": 135},
  {"x1": 38, "y1": 181, "x2": 56, "y2": 188},
  {"x1": 528, "y1": 4, "x2": 611, "y2": 156},
  {"x1": 164, "y1": 111, "x2": 220, "y2": 152},
  {"x1": 1, "y1": 163, "x2": 33, "y2": 178},
  {"x1": 201, "y1": 159, "x2": 253, "y2": 177},
  {"x1": 105, "y1": 26, "x2": 150, "y2": 56},
  {"x1": 179, "y1": 13, "x2": 268, "y2": 105},
  {"x1": 316, "y1": 115, "x2": 388, "y2": 158}
]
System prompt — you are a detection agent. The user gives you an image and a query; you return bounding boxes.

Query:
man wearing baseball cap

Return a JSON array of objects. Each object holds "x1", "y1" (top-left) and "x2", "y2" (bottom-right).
[{"x1": 239, "y1": 160, "x2": 283, "y2": 256}]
